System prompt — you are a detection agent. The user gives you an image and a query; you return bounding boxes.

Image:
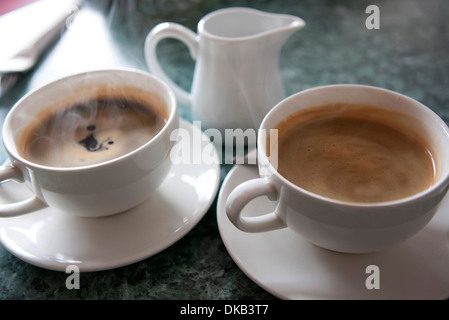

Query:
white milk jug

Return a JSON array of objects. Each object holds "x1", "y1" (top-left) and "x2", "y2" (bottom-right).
[{"x1": 145, "y1": 7, "x2": 305, "y2": 134}]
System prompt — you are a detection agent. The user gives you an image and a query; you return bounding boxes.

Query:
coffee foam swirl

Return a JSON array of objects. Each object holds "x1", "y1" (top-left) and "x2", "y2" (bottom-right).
[{"x1": 275, "y1": 103, "x2": 436, "y2": 203}]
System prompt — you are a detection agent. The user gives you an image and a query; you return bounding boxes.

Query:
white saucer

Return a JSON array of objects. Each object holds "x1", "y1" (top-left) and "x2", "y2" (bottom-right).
[
  {"x1": 217, "y1": 165, "x2": 449, "y2": 300},
  {"x1": 0, "y1": 119, "x2": 220, "y2": 272}
]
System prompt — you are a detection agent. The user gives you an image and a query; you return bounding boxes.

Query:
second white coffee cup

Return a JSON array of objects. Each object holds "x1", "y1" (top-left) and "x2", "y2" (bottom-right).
[{"x1": 226, "y1": 84, "x2": 449, "y2": 253}]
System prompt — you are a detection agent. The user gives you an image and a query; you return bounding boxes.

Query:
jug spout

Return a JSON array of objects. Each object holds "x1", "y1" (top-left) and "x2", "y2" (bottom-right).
[
  {"x1": 244, "y1": 9, "x2": 306, "y2": 41},
  {"x1": 269, "y1": 12, "x2": 306, "y2": 35},
  {"x1": 199, "y1": 7, "x2": 305, "y2": 40}
]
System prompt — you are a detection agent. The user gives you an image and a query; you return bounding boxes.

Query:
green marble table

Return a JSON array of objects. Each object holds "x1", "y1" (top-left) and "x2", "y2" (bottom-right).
[{"x1": 0, "y1": 0, "x2": 448, "y2": 300}]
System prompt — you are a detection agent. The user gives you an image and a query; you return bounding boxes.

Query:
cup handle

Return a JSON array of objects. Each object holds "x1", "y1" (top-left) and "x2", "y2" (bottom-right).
[
  {"x1": 0, "y1": 163, "x2": 47, "y2": 217},
  {"x1": 226, "y1": 178, "x2": 286, "y2": 232},
  {"x1": 144, "y1": 22, "x2": 199, "y2": 107}
]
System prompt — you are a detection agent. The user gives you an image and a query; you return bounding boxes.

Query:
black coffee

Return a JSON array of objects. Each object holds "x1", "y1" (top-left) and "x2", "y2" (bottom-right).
[{"x1": 20, "y1": 95, "x2": 166, "y2": 167}]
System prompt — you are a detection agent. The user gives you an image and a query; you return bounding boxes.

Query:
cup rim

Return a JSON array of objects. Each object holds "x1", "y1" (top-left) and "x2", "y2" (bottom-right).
[
  {"x1": 2, "y1": 67, "x2": 177, "y2": 172},
  {"x1": 258, "y1": 84, "x2": 449, "y2": 208}
]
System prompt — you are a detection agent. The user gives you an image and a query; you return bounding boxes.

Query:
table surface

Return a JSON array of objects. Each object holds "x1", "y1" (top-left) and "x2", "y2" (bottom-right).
[{"x1": 0, "y1": 0, "x2": 448, "y2": 300}]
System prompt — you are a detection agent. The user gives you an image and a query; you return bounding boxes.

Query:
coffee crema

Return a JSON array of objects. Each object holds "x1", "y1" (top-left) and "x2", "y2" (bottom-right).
[
  {"x1": 20, "y1": 93, "x2": 167, "y2": 168},
  {"x1": 273, "y1": 103, "x2": 436, "y2": 203}
]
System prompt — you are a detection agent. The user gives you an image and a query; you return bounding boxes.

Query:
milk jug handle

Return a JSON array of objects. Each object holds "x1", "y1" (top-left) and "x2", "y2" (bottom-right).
[{"x1": 144, "y1": 22, "x2": 199, "y2": 107}]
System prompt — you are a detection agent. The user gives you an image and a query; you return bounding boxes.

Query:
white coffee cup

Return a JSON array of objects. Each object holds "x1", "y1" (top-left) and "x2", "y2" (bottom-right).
[
  {"x1": 0, "y1": 68, "x2": 178, "y2": 218},
  {"x1": 226, "y1": 84, "x2": 449, "y2": 253}
]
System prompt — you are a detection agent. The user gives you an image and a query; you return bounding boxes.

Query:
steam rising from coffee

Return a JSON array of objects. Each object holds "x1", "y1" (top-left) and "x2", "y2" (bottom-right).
[{"x1": 20, "y1": 87, "x2": 166, "y2": 168}]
